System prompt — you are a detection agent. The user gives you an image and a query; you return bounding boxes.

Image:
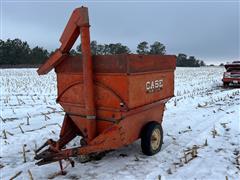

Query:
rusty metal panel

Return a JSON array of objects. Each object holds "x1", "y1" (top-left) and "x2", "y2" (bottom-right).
[
  {"x1": 55, "y1": 54, "x2": 175, "y2": 74},
  {"x1": 56, "y1": 73, "x2": 129, "y2": 115},
  {"x1": 55, "y1": 55, "x2": 128, "y2": 74},
  {"x1": 121, "y1": 103, "x2": 165, "y2": 143},
  {"x1": 56, "y1": 55, "x2": 175, "y2": 111},
  {"x1": 60, "y1": 7, "x2": 89, "y2": 53},
  {"x1": 55, "y1": 55, "x2": 175, "y2": 117},
  {"x1": 37, "y1": 49, "x2": 66, "y2": 75},
  {"x1": 128, "y1": 71, "x2": 174, "y2": 108},
  {"x1": 127, "y1": 54, "x2": 176, "y2": 73},
  {"x1": 56, "y1": 73, "x2": 83, "y2": 98}
]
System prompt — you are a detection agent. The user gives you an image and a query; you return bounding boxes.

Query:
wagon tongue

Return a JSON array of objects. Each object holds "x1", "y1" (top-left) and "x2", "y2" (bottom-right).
[
  {"x1": 34, "y1": 147, "x2": 56, "y2": 165},
  {"x1": 35, "y1": 148, "x2": 55, "y2": 161},
  {"x1": 34, "y1": 152, "x2": 61, "y2": 166},
  {"x1": 35, "y1": 148, "x2": 73, "y2": 167},
  {"x1": 35, "y1": 151, "x2": 63, "y2": 166},
  {"x1": 34, "y1": 139, "x2": 64, "y2": 165}
]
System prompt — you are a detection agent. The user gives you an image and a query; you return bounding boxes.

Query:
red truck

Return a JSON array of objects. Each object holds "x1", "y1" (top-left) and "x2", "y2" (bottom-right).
[{"x1": 222, "y1": 61, "x2": 240, "y2": 87}]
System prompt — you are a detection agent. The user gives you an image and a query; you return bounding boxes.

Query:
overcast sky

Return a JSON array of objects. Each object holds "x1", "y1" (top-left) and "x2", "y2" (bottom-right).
[{"x1": 1, "y1": 0, "x2": 239, "y2": 64}]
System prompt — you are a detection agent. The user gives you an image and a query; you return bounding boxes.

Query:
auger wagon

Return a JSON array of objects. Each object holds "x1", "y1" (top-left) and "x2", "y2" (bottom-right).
[{"x1": 35, "y1": 7, "x2": 176, "y2": 172}]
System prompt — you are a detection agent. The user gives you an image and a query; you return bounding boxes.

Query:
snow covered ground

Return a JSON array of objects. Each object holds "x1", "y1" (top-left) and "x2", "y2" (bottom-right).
[{"x1": 0, "y1": 67, "x2": 239, "y2": 180}]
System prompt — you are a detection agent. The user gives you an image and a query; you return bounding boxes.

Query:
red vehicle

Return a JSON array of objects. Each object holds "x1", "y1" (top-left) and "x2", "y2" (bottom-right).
[{"x1": 222, "y1": 61, "x2": 240, "y2": 87}]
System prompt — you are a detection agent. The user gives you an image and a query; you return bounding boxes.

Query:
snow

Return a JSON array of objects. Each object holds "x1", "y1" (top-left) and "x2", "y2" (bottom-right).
[{"x1": 0, "y1": 67, "x2": 239, "y2": 180}]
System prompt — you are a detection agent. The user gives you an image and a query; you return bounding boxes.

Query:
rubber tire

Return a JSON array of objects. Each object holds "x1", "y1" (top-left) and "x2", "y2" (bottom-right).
[
  {"x1": 223, "y1": 82, "x2": 229, "y2": 87},
  {"x1": 141, "y1": 122, "x2": 163, "y2": 156}
]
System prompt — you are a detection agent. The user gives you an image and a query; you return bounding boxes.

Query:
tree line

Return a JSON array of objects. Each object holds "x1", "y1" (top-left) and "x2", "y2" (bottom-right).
[
  {"x1": 0, "y1": 39, "x2": 49, "y2": 66},
  {"x1": 0, "y1": 38, "x2": 205, "y2": 67},
  {"x1": 176, "y1": 53, "x2": 205, "y2": 67}
]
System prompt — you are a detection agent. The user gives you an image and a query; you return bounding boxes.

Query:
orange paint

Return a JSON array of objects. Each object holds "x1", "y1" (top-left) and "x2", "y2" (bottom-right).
[{"x1": 35, "y1": 7, "x2": 176, "y2": 167}]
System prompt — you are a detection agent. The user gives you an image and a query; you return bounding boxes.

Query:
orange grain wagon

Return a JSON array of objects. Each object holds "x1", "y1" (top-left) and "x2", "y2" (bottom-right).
[{"x1": 35, "y1": 7, "x2": 176, "y2": 170}]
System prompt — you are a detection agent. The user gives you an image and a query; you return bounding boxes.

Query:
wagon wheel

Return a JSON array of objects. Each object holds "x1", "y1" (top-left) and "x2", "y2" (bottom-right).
[{"x1": 141, "y1": 122, "x2": 163, "y2": 156}]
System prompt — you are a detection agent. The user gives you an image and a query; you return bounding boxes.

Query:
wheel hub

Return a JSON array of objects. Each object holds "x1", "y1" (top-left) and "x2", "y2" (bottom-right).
[{"x1": 151, "y1": 128, "x2": 161, "y2": 151}]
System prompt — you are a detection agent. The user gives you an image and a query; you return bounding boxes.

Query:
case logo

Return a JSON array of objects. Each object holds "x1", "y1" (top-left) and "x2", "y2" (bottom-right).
[{"x1": 146, "y1": 79, "x2": 163, "y2": 93}]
